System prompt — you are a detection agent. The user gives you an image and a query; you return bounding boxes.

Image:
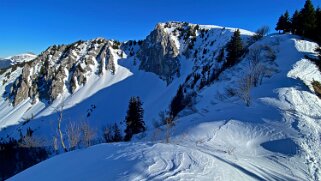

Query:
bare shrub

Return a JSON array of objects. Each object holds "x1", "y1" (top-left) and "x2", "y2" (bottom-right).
[
  {"x1": 102, "y1": 123, "x2": 122, "y2": 143},
  {"x1": 248, "y1": 46, "x2": 274, "y2": 87},
  {"x1": 257, "y1": 26, "x2": 270, "y2": 36},
  {"x1": 248, "y1": 47, "x2": 262, "y2": 66},
  {"x1": 225, "y1": 87, "x2": 237, "y2": 97},
  {"x1": 165, "y1": 116, "x2": 174, "y2": 143},
  {"x1": 227, "y1": 147, "x2": 236, "y2": 155},
  {"x1": 52, "y1": 136, "x2": 59, "y2": 154},
  {"x1": 248, "y1": 47, "x2": 263, "y2": 87},
  {"x1": 151, "y1": 128, "x2": 162, "y2": 142},
  {"x1": 250, "y1": 64, "x2": 266, "y2": 87},
  {"x1": 255, "y1": 26, "x2": 269, "y2": 38},
  {"x1": 80, "y1": 121, "x2": 95, "y2": 147},
  {"x1": 102, "y1": 125, "x2": 113, "y2": 143},
  {"x1": 19, "y1": 134, "x2": 46, "y2": 148},
  {"x1": 237, "y1": 75, "x2": 252, "y2": 106},
  {"x1": 249, "y1": 26, "x2": 270, "y2": 43},
  {"x1": 264, "y1": 46, "x2": 276, "y2": 61},
  {"x1": 65, "y1": 121, "x2": 81, "y2": 151},
  {"x1": 152, "y1": 110, "x2": 168, "y2": 129}
]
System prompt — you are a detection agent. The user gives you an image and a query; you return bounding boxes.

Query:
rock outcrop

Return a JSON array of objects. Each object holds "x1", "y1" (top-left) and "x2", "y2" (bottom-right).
[
  {"x1": 9, "y1": 38, "x2": 122, "y2": 106},
  {"x1": 138, "y1": 23, "x2": 180, "y2": 83}
]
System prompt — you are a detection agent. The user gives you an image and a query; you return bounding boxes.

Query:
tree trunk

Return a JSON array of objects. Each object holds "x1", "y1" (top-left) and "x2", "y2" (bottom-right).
[{"x1": 58, "y1": 110, "x2": 68, "y2": 152}]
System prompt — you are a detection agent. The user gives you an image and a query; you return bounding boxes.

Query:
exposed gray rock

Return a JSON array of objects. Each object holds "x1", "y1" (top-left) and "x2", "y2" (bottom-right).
[
  {"x1": 11, "y1": 64, "x2": 32, "y2": 106},
  {"x1": 97, "y1": 44, "x2": 109, "y2": 75},
  {"x1": 49, "y1": 66, "x2": 66, "y2": 101},
  {"x1": 8, "y1": 38, "x2": 122, "y2": 105},
  {"x1": 105, "y1": 48, "x2": 116, "y2": 74},
  {"x1": 138, "y1": 23, "x2": 180, "y2": 83},
  {"x1": 70, "y1": 64, "x2": 87, "y2": 93}
]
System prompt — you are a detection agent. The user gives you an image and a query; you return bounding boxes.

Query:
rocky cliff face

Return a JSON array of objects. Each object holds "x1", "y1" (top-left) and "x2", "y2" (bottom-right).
[
  {"x1": 138, "y1": 23, "x2": 180, "y2": 83},
  {"x1": 9, "y1": 39, "x2": 122, "y2": 106}
]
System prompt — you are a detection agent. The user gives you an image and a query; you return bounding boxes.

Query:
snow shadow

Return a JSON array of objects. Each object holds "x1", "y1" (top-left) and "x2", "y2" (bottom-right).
[{"x1": 261, "y1": 138, "x2": 299, "y2": 156}]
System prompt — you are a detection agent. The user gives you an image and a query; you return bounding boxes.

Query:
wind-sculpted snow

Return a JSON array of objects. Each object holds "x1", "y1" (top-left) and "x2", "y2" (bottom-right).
[
  {"x1": 9, "y1": 143, "x2": 218, "y2": 181},
  {"x1": 9, "y1": 121, "x2": 308, "y2": 181}
]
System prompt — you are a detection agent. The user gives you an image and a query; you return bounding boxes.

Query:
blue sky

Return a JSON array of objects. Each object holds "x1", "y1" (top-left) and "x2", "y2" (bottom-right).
[{"x1": 0, "y1": 0, "x2": 320, "y2": 57}]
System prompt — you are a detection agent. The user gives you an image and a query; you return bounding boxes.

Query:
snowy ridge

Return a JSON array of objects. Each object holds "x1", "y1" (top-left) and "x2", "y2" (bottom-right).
[
  {"x1": 5, "y1": 53, "x2": 37, "y2": 64},
  {"x1": 0, "y1": 53, "x2": 36, "y2": 69}
]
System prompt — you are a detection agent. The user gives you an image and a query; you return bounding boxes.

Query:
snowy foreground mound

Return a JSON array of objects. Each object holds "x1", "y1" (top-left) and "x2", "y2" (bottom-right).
[{"x1": 9, "y1": 33, "x2": 321, "y2": 181}]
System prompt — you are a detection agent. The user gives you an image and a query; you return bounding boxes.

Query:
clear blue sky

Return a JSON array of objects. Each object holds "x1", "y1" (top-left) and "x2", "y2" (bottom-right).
[{"x1": 0, "y1": 0, "x2": 320, "y2": 57}]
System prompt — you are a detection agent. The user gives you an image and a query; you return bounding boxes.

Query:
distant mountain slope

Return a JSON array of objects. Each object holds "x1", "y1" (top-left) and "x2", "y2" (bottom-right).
[{"x1": 0, "y1": 53, "x2": 36, "y2": 69}]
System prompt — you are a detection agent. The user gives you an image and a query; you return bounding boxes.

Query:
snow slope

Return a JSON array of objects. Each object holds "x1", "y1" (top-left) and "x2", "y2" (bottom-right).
[{"x1": 9, "y1": 32, "x2": 321, "y2": 181}]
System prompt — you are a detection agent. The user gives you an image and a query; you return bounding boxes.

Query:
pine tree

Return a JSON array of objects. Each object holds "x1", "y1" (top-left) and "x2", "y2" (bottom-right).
[
  {"x1": 315, "y1": 7, "x2": 321, "y2": 44},
  {"x1": 124, "y1": 96, "x2": 145, "y2": 141},
  {"x1": 217, "y1": 48, "x2": 225, "y2": 62},
  {"x1": 276, "y1": 14, "x2": 284, "y2": 33},
  {"x1": 275, "y1": 11, "x2": 291, "y2": 33},
  {"x1": 291, "y1": 10, "x2": 302, "y2": 34},
  {"x1": 170, "y1": 85, "x2": 185, "y2": 118},
  {"x1": 317, "y1": 47, "x2": 321, "y2": 61},
  {"x1": 283, "y1": 11, "x2": 292, "y2": 33},
  {"x1": 112, "y1": 123, "x2": 122, "y2": 142},
  {"x1": 226, "y1": 29, "x2": 244, "y2": 67},
  {"x1": 300, "y1": 0, "x2": 316, "y2": 38}
]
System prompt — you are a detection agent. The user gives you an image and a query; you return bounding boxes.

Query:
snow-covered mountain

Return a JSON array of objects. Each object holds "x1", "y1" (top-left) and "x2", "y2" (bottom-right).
[
  {"x1": 1, "y1": 22, "x2": 321, "y2": 180},
  {"x1": 0, "y1": 22, "x2": 252, "y2": 132},
  {"x1": 0, "y1": 53, "x2": 36, "y2": 69}
]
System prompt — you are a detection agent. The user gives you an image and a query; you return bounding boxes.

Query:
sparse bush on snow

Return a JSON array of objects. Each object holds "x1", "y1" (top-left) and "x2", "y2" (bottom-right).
[
  {"x1": 250, "y1": 26, "x2": 270, "y2": 43},
  {"x1": 65, "y1": 121, "x2": 81, "y2": 151},
  {"x1": 80, "y1": 121, "x2": 96, "y2": 147},
  {"x1": 237, "y1": 74, "x2": 253, "y2": 106}
]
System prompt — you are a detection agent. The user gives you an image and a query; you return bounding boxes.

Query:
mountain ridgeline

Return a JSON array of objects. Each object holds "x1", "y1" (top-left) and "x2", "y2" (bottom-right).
[{"x1": 3, "y1": 22, "x2": 250, "y2": 107}]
